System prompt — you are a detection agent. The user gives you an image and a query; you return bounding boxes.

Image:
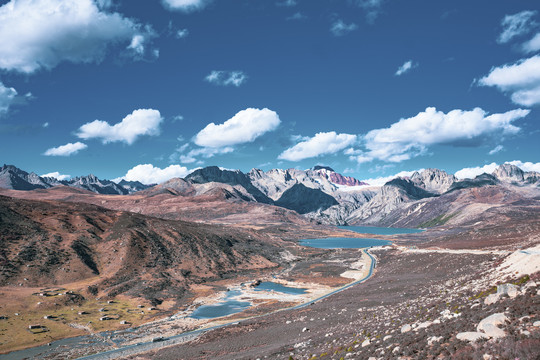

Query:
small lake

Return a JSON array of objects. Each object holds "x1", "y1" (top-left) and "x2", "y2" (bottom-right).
[
  {"x1": 255, "y1": 282, "x2": 307, "y2": 295},
  {"x1": 300, "y1": 226, "x2": 421, "y2": 249},
  {"x1": 190, "y1": 290, "x2": 251, "y2": 320},
  {"x1": 300, "y1": 237, "x2": 391, "y2": 249},
  {"x1": 338, "y1": 226, "x2": 424, "y2": 235}
]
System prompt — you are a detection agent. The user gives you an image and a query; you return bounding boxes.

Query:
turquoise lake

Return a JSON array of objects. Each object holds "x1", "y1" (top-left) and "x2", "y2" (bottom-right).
[
  {"x1": 254, "y1": 281, "x2": 307, "y2": 295},
  {"x1": 190, "y1": 290, "x2": 251, "y2": 320},
  {"x1": 300, "y1": 226, "x2": 421, "y2": 249}
]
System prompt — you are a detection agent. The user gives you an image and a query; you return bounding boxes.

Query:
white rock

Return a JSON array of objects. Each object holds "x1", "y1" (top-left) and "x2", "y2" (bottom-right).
[
  {"x1": 362, "y1": 339, "x2": 370, "y2": 347},
  {"x1": 484, "y1": 293, "x2": 499, "y2": 305},
  {"x1": 302, "y1": 327, "x2": 309, "y2": 332},
  {"x1": 477, "y1": 313, "x2": 508, "y2": 339},
  {"x1": 383, "y1": 335, "x2": 392, "y2": 341},
  {"x1": 521, "y1": 330, "x2": 531, "y2": 336},
  {"x1": 400, "y1": 324, "x2": 412, "y2": 333},
  {"x1": 533, "y1": 321, "x2": 540, "y2": 327},
  {"x1": 456, "y1": 332, "x2": 489, "y2": 342},
  {"x1": 416, "y1": 321, "x2": 432, "y2": 330},
  {"x1": 497, "y1": 284, "x2": 519, "y2": 298}
]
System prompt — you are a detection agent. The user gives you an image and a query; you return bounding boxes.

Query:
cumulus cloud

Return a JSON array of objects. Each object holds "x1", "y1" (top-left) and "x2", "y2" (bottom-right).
[
  {"x1": 0, "y1": 0, "x2": 155, "y2": 73},
  {"x1": 479, "y1": 55, "x2": 540, "y2": 106},
  {"x1": 523, "y1": 33, "x2": 540, "y2": 53},
  {"x1": 41, "y1": 171, "x2": 71, "y2": 181},
  {"x1": 194, "y1": 108, "x2": 280, "y2": 148},
  {"x1": 508, "y1": 160, "x2": 540, "y2": 173},
  {"x1": 117, "y1": 164, "x2": 195, "y2": 184},
  {"x1": 161, "y1": 0, "x2": 210, "y2": 12},
  {"x1": 488, "y1": 145, "x2": 504, "y2": 155},
  {"x1": 395, "y1": 60, "x2": 417, "y2": 76},
  {"x1": 77, "y1": 109, "x2": 163, "y2": 145},
  {"x1": 330, "y1": 20, "x2": 358, "y2": 36},
  {"x1": 0, "y1": 81, "x2": 17, "y2": 116},
  {"x1": 361, "y1": 169, "x2": 423, "y2": 187},
  {"x1": 43, "y1": 142, "x2": 87, "y2": 156},
  {"x1": 354, "y1": 107, "x2": 529, "y2": 163},
  {"x1": 279, "y1": 132, "x2": 357, "y2": 161},
  {"x1": 454, "y1": 163, "x2": 499, "y2": 179},
  {"x1": 455, "y1": 160, "x2": 540, "y2": 179},
  {"x1": 205, "y1": 71, "x2": 247, "y2": 87},
  {"x1": 498, "y1": 10, "x2": 537, "y2": 44}
]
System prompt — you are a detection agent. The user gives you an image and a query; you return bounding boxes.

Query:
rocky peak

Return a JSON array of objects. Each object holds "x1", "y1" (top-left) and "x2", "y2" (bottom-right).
[
  {"x1": 492, "y1": 164, "x2": 525, "y2": 183},
  {"x1": 312, "y1": 165, "x2": 335, "y2": 172},
  {"x1": 411, "y1": 168, "x2": 456, "y2": 194}
]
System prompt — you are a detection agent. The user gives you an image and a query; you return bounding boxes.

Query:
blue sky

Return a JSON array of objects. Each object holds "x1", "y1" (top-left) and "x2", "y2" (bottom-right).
[{"x1": 0, "y1": 0, "x2": 539, "y2": 184}]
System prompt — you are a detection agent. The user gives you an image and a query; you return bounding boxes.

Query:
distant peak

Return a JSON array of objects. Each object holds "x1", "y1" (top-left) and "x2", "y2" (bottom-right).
[{"x1": 312, "y1": 165, "x2": 335, "y2": 172}]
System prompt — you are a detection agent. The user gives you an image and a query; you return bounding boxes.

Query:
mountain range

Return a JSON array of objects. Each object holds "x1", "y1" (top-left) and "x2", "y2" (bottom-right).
[
  {"x1": 0, "y1": 164, "x2": 151, "y2": 194},
  {"x1": 1, "y1": 163, "x2": 539, "y2": 227}
]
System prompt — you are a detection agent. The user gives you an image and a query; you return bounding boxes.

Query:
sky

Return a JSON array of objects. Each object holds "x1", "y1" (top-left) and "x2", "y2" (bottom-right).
[{"x1": 0, "y1": 0, "x2": 539, "y2": 184}]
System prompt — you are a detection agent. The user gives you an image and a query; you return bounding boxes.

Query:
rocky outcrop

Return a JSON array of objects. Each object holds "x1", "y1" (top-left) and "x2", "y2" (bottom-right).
[
  {"x1": 411, "y1": 168, "x2": 456, "y2": 194},
  {"x1": 186, "y1": 166, "x2": 272, "y2": 204},
  {"x1": 275, "y1": 183, "x2": 339, "y2": 214},
  {"x1": 448, "y1": 174, "x2": 499, "y2": 192},
  {"x1": 493, "y1": 164, "x2": 525, "y2": 183}
]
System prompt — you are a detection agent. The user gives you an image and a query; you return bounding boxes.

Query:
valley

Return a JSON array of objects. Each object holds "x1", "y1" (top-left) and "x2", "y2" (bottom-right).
[{"x1": 0, "y1": 163, "x2": 539, "y2": 359}]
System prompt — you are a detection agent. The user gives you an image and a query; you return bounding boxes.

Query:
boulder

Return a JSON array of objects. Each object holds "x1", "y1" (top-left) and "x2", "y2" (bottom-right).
[
  {"x1": 362, "y1": 339, "x2": 370, "y2": 347},
  {"x1": 497, "y1": 284, "x2": 519, "y2": 298},
  {"x1": 456, "y1": 332, "x2": 488, "y2": 342},
  {"x1": 477, "y1": 313, "x2": 508, "y2": 339},
  {"x1": 484, "y1": 293, "x2": 499, "y2": 305},
  {"x1": 400, "y1": 324, "x2": 412, "y2": 333}
]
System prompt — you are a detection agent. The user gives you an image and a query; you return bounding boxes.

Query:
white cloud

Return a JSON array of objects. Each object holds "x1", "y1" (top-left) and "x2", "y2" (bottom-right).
[
  {"x1": 507, "y1": 160, "x2": 540, "y2": 173},
  {"x1": 395, "y1": 60, "x2": 417, "y2": 76},
  {"x1": 161, "y1": 0, "x2": 210, "y2": 12},
  {"x1": 41, "y1": 171, "x2": 71, "y2": 181},
  {"x1": 353, "y1": 0, "x2": 385, "y2": 23},
  {"x1": 77, "y1": 108, "x2": 163, "y2": 145},
  {"x1": 43, "y1": 142, "x2": 87, "y2": 156},
  {"x1": 194, "y1": 108, "x2": 280, "y2": 148},
  {"x1": 0, "y1": 0, "x2": 154, "y2": 73},
  {"x1": 0, "y1": 81, "x2": 17, "y2": 116},
  {"x1": 488, "y1": 145, "x2": 504, "y2": 155},
  {"x1": 330, "y1": 20, "x2": 358, "y2": 36},
  {"x1": 279, "y1": 132, "x2": 357, "y2": 161},
  {"x1": 205, "y1": 71, "x2": 247, "y2": 87},
  {"x1": 523, "y1": 33, "x2": 540, "y2": 53},
  {"x1": 454, "y1": 163, "x2": 499, "y2": 179},
  {"x1": 119, "y1": 164, "x2": 195, "y2": 184},
  {"x1": 179, "y1": 146, "x2": 234, "y2": 163},
  {"x1": 455, "y1": 160, "x2": 540, "y2": 179},
  {"x1": 42, "y1": 122, "x2": 49, "y2": 128},
  {"x1": 356, "y1": 107, "x2": 529, "y2": 163},
  {"x1": 479, "y1": 55, "x2": 540, "y2": 106},
  {"x1": 361, "y1": 169, "x2": 423, "y2": 187},
  {"x1": 176, "y1": 29, "x2": 189, "y2": 39},
  {"x1": 498, "y1": 10, "x2": 537, "y2": 44}
]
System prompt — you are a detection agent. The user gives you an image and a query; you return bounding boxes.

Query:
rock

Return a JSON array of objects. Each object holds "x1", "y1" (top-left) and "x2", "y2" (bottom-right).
[
  {"x1": 533, "y1": 321, "x2": 540, "y2": 327},
  {"x1": 456, "y1": 332, "x2": 489, "y2": 342},
  {"x1": 477, "y1": 313, "x2": 508, "y2": 339},
  {"x1": 362, "y1": 339, "x2": 370, "y2": 347},
  {"x1": 484, "y1": 293, "x2": 499, "y2": 305},
  {"x1": 400, "y1": 324, "x2": 412, "y2": 333},
  {"x1": 383, "y1": 335, "x2": 392, "y2": 341},
  {"x1": 427, "y1": 336, "x2": 443, "y2": 345},
  {"x1": 483, "y1": 354, "x2": 492, "y2": 360},
  {"x1": 302, "y1": 327, "x2": 309, "y2": 332},
  {"x1": 416, "y1": 321, "x2": 432, "y2": 330},
  {"x1": 521, "y1": 330, "x2": 530, "y2": 336},
  {"x1": 497, "y1": 284, "x2": 519, "y2": 298}
]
